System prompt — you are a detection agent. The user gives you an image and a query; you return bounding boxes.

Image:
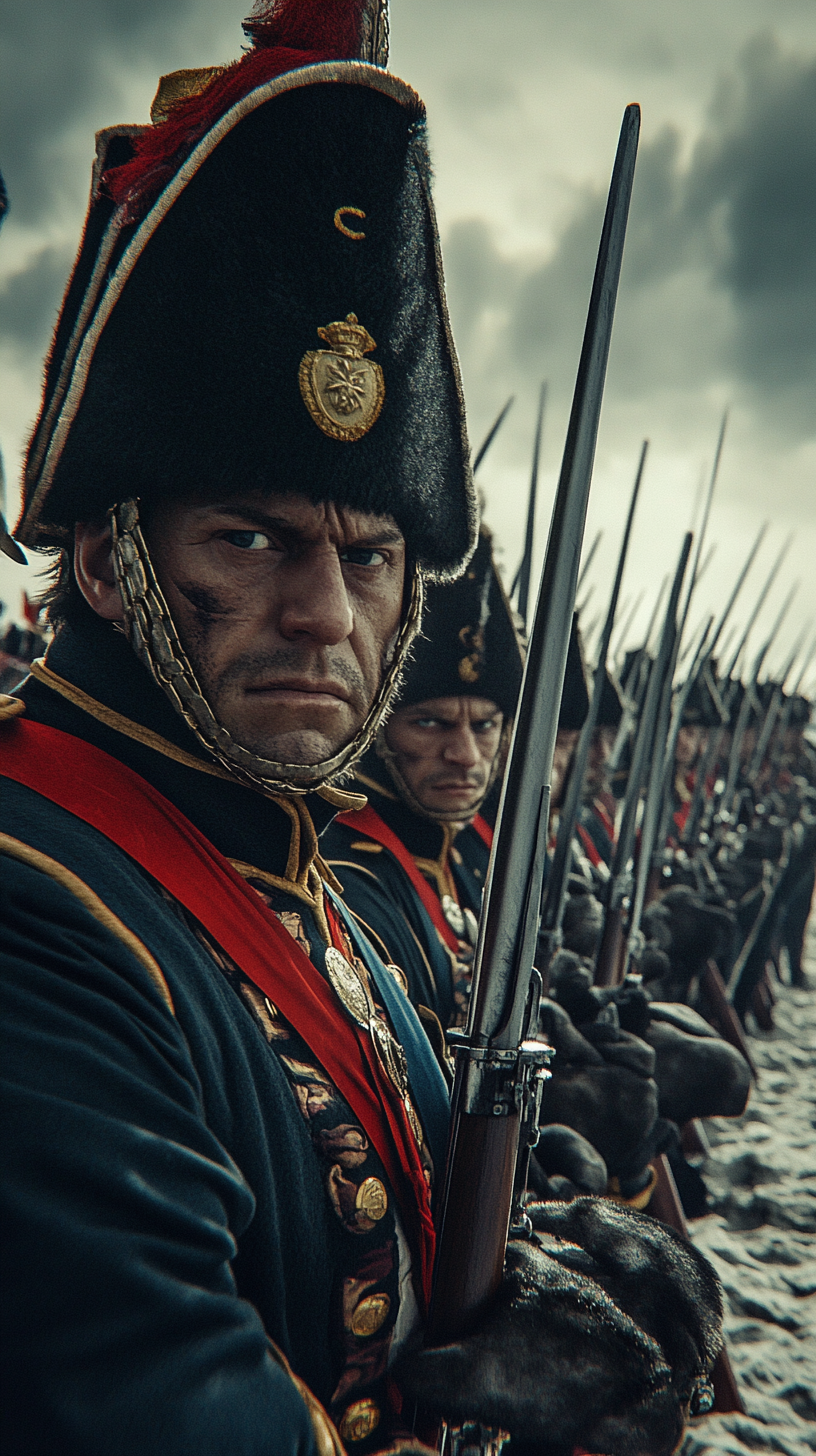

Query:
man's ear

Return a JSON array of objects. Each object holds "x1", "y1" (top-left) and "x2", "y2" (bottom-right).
[{"x1": 74, "y1": 519, "x2": 125, "y2": 622}]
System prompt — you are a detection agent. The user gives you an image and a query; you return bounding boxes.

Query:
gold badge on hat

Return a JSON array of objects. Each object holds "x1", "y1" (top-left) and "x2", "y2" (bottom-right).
[{"x1": 299, "y1": 313, "x2": 385, "y2": 442}]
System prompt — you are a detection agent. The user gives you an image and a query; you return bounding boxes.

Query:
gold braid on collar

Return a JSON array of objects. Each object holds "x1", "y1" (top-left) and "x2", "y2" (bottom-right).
[{"x1": 110, "y1": 499, "x2": 422, "y2": 797}]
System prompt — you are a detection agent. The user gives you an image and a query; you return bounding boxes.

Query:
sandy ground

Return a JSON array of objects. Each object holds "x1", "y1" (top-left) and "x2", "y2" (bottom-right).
[{"x1": 680, "y1": 933, "x2": 816, "y2": 1455}]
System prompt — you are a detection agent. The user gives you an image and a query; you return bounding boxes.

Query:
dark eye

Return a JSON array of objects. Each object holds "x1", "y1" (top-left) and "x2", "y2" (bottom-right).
[
  {"x1": 222, "y1": 529, "x2": 273, "y2": 550},
  {"x1": 415, "y1": 718, "x2": 440, "y2": 729},
  {"x1": 475, "y1": 719, "x2": 499, "y2": 733},
  {"x1": 341, "y1": 546, "x2": 386, "y2": 567},
  {"x1": 224, "y1": 530, "x2": 271, "y2": 550}
]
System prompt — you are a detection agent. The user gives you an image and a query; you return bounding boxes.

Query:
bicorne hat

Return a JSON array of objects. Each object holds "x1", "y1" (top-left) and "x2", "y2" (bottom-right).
[
  {"x1": 396, "y1": 527, "x2": 524, "y2": 719},
  {"x1": 558, "y1": 615, "x2": 590, "y2": 731},
  {"x1": 15, "y1": 0, "x2": 476, "y2": 582}
]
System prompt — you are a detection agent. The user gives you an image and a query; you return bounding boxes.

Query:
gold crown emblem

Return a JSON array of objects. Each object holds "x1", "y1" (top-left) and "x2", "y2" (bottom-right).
[
  {"x1": 299, "y1": 313, "x2": 385, "y2": 443},
  {"x1": 317, "y1": 313, "x2": 376, "y2": 356}
]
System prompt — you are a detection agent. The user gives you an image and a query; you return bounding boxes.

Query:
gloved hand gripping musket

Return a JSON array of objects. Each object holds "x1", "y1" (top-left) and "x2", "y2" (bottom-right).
[{"x1": 427, "y1": 108, "x2": 641, "y2": 1401}]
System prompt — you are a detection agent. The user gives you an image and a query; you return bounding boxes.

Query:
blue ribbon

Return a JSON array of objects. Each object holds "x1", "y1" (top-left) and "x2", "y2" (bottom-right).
[{"x1": 325, "y1": 886, "x2": 450, "y2": 1186}]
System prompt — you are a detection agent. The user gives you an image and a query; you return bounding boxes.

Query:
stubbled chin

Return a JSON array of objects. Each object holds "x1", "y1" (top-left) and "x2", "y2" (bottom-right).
[{"x1": 221, "y1": 724, "x2": 357, "y2": 767}]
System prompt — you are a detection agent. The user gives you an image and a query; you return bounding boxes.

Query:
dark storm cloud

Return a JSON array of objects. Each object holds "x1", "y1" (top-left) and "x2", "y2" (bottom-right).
[
  {"x1": 0, "y1": 243, "x2": 74, "y2": 360},
  {"x1": 443, "y1": 34, "x2": 816, "y2": 439},
  {"x1": 689, "y1": 35, "x2": 816, "y2": 399},
  {"x1": 0, "y1": 0, "x2": 229, "y2": 224}
]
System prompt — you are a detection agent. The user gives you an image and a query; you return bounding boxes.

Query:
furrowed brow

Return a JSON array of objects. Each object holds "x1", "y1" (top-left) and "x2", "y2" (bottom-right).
[{"x1": 208, "y1": 506, "x2": 403, "y2": 548}]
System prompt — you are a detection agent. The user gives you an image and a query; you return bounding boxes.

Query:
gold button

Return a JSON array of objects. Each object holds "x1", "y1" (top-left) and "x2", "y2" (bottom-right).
[
  {"x1": 350, "y1": 1293, "x2": 391, "y2": 1338},
  {"x1": 338, "y1": 1398, "x2": 381, "y2": 1443},
  {"x1": 355, "y1": 1177, "x2": 388, "y2": 1222}
]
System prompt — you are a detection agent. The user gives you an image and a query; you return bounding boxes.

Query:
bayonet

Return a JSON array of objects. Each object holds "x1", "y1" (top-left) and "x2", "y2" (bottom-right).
[
  {"x1": 724, "y1": 534, "x2": 792, "y2": 679},
  {"x1": 708, "y1": 521, "x2": 768, "y2": 660},
  {"x1": 514, "y1": 382, "x2": 547, "y2": 628},
  {"x1": 472, "y1": 396, "x2": 515, "y2": 475},
  {"x1": 595, "y1": 531, "x2": 692, "y2": 985},
  {"x1": 539, "y1": 437, "x2": 648, "y2": 975},
  {"x1": 577, "y1": 528, "x2": 603, "y2": 594},
  {"x1": 430, "y1": 106, "x2": 641, "y2": 1358}
]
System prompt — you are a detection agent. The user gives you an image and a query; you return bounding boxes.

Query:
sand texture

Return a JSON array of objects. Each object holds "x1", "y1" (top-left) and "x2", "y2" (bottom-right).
[{"x1": 680, "y1": 934, "x2": 816, "y2": 1454}]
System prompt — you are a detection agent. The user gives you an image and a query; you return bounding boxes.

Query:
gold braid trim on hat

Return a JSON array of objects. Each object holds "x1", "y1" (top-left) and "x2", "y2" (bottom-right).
[{"x1": 110, "y1": 499, "x2": 422, "y2": 797}]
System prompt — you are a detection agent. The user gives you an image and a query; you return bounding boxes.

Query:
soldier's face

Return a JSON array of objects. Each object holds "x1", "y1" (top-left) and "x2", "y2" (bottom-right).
[
  {"x1": 385, "y1": 695, "x2": 503, "y2": 819},
  {"x1": 76, "y1": 493, "x2": 406, "y2": 765},
  {"x1": 675, "y1": 725, "x2": 704, "y2": 766}
]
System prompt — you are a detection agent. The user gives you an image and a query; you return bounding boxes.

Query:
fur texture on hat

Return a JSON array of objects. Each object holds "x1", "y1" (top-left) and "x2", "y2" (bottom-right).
[{"x1": 17, "y1": 6, "x2": 476, "y2": 581}]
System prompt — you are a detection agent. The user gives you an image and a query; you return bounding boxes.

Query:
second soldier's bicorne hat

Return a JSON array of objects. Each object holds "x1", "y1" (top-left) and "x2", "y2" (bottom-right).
[
  {"x1": 596, "y1": 666, "x2": 624, "y2": 729},
  {"x1": 395, "y1": 526, "x2": 524, "y2": 719},
  {"x1": 14, "y1": 0, "x2": 478, "y2": 795},
  {"x1": 558, "y1": 615, "x2": 591, "y2": 731}
]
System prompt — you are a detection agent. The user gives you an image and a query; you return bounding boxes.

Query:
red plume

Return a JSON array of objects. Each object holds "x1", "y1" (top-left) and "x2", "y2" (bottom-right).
[{"x1": 105, "y1": 0, "x2": 368, "y2": 223}]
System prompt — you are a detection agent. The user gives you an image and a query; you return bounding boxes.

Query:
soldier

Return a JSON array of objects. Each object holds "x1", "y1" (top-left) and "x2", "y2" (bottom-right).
[
  {"x1": 1, "y1": 4, "x2": 723, "y2": 1454},
  {"x1": 322, "y1": 527, "x2": 522, "y2": 1030}
]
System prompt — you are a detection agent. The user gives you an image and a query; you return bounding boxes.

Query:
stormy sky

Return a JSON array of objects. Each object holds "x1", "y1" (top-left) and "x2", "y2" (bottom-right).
[{"x1": 2, "y1": 0, "x2": 816, "y2": 679}]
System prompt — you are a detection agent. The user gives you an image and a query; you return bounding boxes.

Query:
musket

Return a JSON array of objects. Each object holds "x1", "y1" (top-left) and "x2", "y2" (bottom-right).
[
  {"x1": 513, "y1": 382, "x2": 547, "y2": 628},
  {"x1": 632, "y1": 615, "x2": 714, "y2": 930},
  {"x1": 429, "y1": 106, "x2": 640, "y2": 1363},
  {"x1": 679, "y1": 526, "x2": 772, "y2": 848},
  {"x1": 538, "y1": 439, "x2": 648, "y2": 975},
  {"x1": 611, "y1": 588, "x2": 645, "y2": 663},
  {"x1": 702, "y1": 545, "x2": 796, "y2": 835},
  {"x1": 724, "y1": 534, "x2": 793, "y2": 680},
  {"x1": 677, "y1": 410, "x2": 727, "y2": 642},
  {"x1": 768, "y1": 636, "x2": 816, "y2": 776},
  {"x1": 607, "y1": 576, "x2": 666, "y2": 777},
  {"x1": 594, "y1": 531, "x2": 692, "y2": 986},
  {"x1": 576, "y1": 582, "x2": 596, "y2": 617},
  {"x1": 708, "y1": 521, "x2": 768, "y2": 660},
  {"x1": 577, "y1": 529, "x2": 603, "y2": 594},
  {"x1": 472, "y1": 396, "x2": 515, "y2": 475},
  {"x1": 719, "y1": 582, "x2": 799, "y2": 823},
  {"x1": 747, "y1": 625, "x2": 810, "y2": 780}
]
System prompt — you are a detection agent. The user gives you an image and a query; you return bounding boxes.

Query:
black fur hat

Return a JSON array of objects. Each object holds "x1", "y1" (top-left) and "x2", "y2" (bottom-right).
[
  {"x1": 397, "y1": 528, "x2": 524, "y2": 718},
  {"x1": 16, "y1": 8, "x2": 476, "y2": 580}
]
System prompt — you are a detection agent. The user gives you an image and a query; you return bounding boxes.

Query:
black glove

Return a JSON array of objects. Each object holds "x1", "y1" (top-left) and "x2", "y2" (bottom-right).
[
  {"x1": 399, "y1": 1198, "x2": 722, "y2": 1456},
  {"x1": 539, "y1": 1000, "x2": 659, "y2": 1177},
  {"x1": 529, "y1": 1123, "x2": 608, "y2": 1200}
]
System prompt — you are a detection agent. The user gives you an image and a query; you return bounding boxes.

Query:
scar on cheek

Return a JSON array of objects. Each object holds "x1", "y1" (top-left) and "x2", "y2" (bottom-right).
[{"x1": 176, "y1": 581, "x2": 234, "y2": 621}]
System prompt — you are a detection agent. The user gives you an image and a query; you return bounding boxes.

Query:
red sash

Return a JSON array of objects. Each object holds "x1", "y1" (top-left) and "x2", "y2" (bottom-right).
[
  {"x1": 471, "y1": 813, "x2": 493, "y2": 849},
  {"x1": 576, "y1": 822, "x2": 603, "y2": 869},
  {"x1": 336, "y1": 803, "x2": 461, "y2": 954},
  {"x1": 1, "y1": 719, "x2": 435, "y2": 1305}
]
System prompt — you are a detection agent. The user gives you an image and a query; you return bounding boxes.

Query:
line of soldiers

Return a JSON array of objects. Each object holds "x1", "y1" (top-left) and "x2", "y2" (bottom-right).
[
  {"x1": 1, "y1": 2, "x2": 767, "y2": 1453},
  {"x1": 323, "y1": 524, "x2": 815, "y2": 1232}
]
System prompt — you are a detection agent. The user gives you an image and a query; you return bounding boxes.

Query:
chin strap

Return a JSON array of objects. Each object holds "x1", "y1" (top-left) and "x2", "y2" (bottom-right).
[
  {"x1": 374, "y1": 717, "x2": 511, "y2": 826},
  {"x1": 110, "y1": 498, "x2": 422, "y2": 796}
]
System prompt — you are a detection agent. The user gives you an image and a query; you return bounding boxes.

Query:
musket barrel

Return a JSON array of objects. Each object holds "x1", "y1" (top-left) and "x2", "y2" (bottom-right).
[
  {"x1": 430, "y1": 103, "x2": 641, "y2": 1344},
  {"x1": 516, "y1": 382, "x2": 547, "y2": 628},
  {"x1": 541, "y1": 437, "x2": 648, "y2": 941}
]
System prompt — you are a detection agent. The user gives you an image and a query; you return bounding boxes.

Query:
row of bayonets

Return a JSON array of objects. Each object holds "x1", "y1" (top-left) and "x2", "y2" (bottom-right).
[{"x1": 468, "y1": 392, "x2": 812, "y2": 993}]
